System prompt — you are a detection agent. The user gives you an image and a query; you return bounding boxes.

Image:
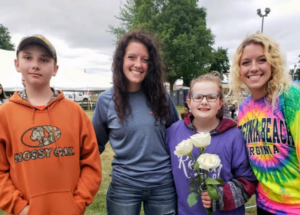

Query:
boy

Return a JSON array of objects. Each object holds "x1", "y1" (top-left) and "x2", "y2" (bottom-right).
[{"x1": 0, "y1": 35, "x2": 102, "y2": 215}]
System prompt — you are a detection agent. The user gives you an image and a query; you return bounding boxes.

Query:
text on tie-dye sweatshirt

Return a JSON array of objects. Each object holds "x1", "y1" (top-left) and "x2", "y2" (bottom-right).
[{"x1": 238, "y1": 84, "x2": 300, "y2": 215}]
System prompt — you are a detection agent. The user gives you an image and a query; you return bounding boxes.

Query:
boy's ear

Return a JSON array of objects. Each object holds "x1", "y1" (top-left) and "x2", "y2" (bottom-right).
[
  {"x1": 14, "y1": 59, "x2": 21, "y2": 73},
  {"x1": 53, "y1": 65, "x2": 59, "y2": 77}
]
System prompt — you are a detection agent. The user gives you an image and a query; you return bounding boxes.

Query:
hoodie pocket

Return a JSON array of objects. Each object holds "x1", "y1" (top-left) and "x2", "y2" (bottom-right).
[{"x1": 27, "y1": 190, "x2": 83, "y2": 215}]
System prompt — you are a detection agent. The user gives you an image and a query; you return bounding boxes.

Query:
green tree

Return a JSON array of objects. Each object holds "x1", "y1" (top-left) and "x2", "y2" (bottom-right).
[
  {"x1": 0, "y1": 24, "x2": 14, "y2": 51},
  {"x1": 110, "y1": 0, "x2": 215, "y2": 93},
  {"x1": 155, "y1": 0, "x2": 214, "y2": 89},
  {"x1": 109, "y1": 0, "x2": 165, "y2": 39},
  {"x1": 210, "y1": 47, "x2": 230, "y2": 75}
]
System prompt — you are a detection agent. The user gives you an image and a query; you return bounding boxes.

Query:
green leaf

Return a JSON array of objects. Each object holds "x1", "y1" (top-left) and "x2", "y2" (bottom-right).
[
  {"x1": 189, "y1": 184, "x2": 197, "y2": 192},
  {"x1": 195, "y1": 174, "x2": 202, "y2": 185},
  {"x1": 205, "y1": 178, "x2": 221, "y2": 185},
  {"x1": 193, "y1": 161, "x2": 200, "y2": 170},
  {"x1": 216, "y1": 178, "x2": 224, "y2": 185},
  {"x1": 207, "y1": 185, "x2": 220, "y2": 200},
  {"x1": 206, "y1": 208, "x2": 212, "y2": 215},
  {"x1": 187, "y1": 192, "x2": 199, "y2": 207}
]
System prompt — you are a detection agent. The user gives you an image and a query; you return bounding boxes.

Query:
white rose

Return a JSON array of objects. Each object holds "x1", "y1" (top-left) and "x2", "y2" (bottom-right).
[
  {"x1": 197, "y1": 153, "x2": 221, "y2": 171},
  {"x1": 190, "y1": 133, "x2": 211, "y2": 148},
  {"x1": 174, "y1": 139, "x2": 193, "y2": 156}
]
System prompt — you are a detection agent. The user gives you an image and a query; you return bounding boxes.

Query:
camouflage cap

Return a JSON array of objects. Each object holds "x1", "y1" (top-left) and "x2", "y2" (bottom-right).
[{"x1": 17, "y1": 34, "x2": 57, "y2": 63}]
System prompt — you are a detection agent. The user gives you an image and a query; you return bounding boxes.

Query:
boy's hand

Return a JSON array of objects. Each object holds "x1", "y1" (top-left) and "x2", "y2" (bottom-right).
[
  {"x1": 201, "y1": 192, "x2": 212, "y2": 208},
  {"x1": 18, "y1": 205, "x2": 29, "y2": 215}
]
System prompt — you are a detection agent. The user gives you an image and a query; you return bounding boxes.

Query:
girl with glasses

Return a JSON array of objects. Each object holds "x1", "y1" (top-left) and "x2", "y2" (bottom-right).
[
  {"x1": 166, "y1": 72, "x2": 256, "y2": 215},
  {"x1": 229, "y1": 33, "x2": 300, "y2": 215}
]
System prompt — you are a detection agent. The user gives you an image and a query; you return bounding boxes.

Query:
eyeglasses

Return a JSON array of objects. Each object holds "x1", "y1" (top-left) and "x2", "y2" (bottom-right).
[{"x1": 190, "y1": 94, "x2": 219, "y2": 102}]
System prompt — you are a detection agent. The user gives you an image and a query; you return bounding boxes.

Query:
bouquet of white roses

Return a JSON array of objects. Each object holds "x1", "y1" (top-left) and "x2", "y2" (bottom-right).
[{"x1": 174, "y1": 133, "x2": 223, "y2": 215}]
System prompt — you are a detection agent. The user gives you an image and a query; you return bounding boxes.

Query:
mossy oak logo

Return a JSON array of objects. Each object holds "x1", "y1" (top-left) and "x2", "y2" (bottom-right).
[
  {"x1": 21, "y1": 126, "x2": 61, "y2": 148},
  {"x1": 15, "y1": 126, "x2": 75, "y2": 163}
]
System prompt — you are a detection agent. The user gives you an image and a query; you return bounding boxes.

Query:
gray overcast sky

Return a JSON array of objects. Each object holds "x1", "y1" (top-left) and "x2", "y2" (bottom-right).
[{"x1": 1, "y1": 0, "x2": 300, "y2": 80}]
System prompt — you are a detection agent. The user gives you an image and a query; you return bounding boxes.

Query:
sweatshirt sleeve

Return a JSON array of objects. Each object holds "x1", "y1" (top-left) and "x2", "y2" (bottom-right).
[
  {"x1": 73, "y1": 111, "x2": 102, "y2": 211},
  {"x1": 92, "y1": 94, "x2": 110, "y2": 154},
  {"x1": 281, "y1": 84, "x2": 300, "y2": 169},
  {"x1": 212, "y1": 128, "x2": 257, "y2": 212},
  {"x1": 165, "y1": 93, "x2": 179, "y2": 129},
  {"x1": 0, "y1": 123, "x2": 28, "y2": 214},
  {"x1": 211, "y1": 177, "x2": 257, "y2": 212}
]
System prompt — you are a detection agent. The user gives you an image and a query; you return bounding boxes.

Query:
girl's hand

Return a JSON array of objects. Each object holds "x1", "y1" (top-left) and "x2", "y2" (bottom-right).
[
  {"x1": 18, "y1": 205, "x2": 29, "y2": 215},
  {"x1": 201, "y1": 192, "x2": 212, "y2": 208}
]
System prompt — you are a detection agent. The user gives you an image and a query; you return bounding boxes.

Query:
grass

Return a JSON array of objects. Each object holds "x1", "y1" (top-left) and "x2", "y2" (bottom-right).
[
  {"x1": 0, "y1": 107, "x2": 257, "y2": 215},
  {"x1": 176, "y1": 105, "x2": 184, "y2": 116}
]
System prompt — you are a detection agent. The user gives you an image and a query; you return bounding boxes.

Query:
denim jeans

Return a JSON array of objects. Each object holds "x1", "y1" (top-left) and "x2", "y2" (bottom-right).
[{"x1": 106, "y1": 183, "x2": 177, "y2": 215}]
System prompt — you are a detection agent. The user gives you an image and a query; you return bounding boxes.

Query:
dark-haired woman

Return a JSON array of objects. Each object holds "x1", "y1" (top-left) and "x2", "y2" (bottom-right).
[
  {"x1": 0, "y1": 84, "x2": 8, "y2": 105},
  {"x1": 92, "y1": 31, "x2": 179, "y2": 215}
]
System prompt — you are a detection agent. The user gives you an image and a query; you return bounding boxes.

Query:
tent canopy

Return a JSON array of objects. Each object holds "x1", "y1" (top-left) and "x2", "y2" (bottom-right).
[{"x1": 0, "y1": 49, "x2": 112, "y2": 92}]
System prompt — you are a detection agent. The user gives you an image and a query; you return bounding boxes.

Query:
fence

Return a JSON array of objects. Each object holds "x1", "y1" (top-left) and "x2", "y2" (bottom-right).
[{"x1": 77, "y1": 101, "x2": 97, "y2": 110}]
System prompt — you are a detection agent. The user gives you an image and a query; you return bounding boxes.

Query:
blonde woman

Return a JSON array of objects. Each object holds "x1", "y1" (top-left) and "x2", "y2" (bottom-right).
[{"x1": 229, "y1": 33, "x2": 300, "y2": 215}]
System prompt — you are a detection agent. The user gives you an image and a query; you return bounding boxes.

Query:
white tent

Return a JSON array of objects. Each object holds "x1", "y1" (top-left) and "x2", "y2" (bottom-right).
[
  {"x1": 0, "y1": 49, "x2": 112, "y2": 92},
  {"x1": 0, "y1": 49, "x2": 23, "y2": 91}
]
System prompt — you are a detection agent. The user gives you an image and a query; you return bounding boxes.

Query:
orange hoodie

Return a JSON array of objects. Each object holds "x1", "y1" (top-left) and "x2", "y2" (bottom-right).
[{"x1": 0, "y1": 90, "x2": 102, "y2": 215}]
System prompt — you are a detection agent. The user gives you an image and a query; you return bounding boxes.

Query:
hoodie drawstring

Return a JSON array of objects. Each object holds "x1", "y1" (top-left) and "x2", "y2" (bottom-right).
[
  {"x1": 31, "y1": 108, "x2": 36, "y2": 124},
  {"x1": 47, "y1": 107, "x2": 62, "y2": 163}
]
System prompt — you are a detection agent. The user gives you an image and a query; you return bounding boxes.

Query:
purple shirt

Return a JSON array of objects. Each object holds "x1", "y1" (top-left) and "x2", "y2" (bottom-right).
[{"x1": 166, "y1": 119, "x2": 255, "y2": 215}]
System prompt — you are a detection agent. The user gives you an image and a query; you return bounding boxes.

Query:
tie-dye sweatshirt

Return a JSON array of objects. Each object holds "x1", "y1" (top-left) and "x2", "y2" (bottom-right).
[{"x1": 238, "y1": 84, "x2": 300, "y2": 215}]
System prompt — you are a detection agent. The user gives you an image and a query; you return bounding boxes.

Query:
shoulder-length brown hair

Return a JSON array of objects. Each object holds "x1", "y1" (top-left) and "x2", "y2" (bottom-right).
[
  {"x1": 112, "y1": 31, "x2": 170, "y2": 124},
  {"x1": 0, "y1": 83, "x2": 7, "y2": 102}
]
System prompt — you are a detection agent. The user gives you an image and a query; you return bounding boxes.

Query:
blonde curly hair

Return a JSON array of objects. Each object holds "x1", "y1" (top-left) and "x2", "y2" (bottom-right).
[{"x1": 229, "y1": 33, "x2": 291, "y2": 108}]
